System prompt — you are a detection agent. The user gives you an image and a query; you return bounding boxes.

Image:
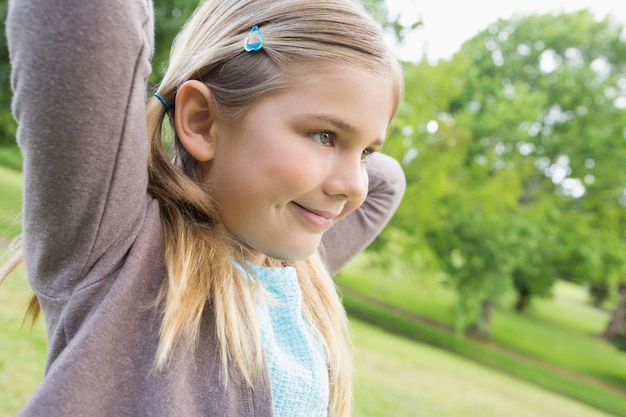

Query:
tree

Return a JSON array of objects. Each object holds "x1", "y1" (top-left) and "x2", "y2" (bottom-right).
[
  {"x1": 604, "y1": 283, "x2": 626, "y2": 350},
  {"x1": 448, "y1": 10, "x2": 626, "y2": 317},
  {"x1": 0, "y1": 1, "x2": 17, "y2": 146},
  {"x1": 384, "y1": 10, "x2": 626, "y2": 337},
  {"x1": 150, "y1": 0, "x2": 202, "y2": 89}
]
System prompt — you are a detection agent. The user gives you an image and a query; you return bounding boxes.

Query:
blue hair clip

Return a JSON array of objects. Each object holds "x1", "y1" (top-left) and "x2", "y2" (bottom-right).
[{"x1": 244, "y1": 25, "x2": 263, "y2": 52}]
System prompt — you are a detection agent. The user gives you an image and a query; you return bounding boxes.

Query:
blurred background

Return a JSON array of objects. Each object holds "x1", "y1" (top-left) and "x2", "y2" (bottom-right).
[{"x1": 1, "y1": 1, "x2": 626, "y2": 416}]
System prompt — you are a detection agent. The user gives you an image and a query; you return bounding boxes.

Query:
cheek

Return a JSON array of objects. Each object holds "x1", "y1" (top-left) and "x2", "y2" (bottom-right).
[{"x1": 270, "y1": 148, "x2": 326, "y2": 187}]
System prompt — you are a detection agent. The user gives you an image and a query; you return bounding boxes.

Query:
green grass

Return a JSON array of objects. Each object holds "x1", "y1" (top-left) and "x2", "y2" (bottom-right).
[
  {"x1": 338, "y1": 253, "x2": 458, "y2": 324},
  {"x1": 0, "y1": 145, "x2": 23, "y2": 172},
  {"x1": 492, "y1": 305, "x2": 626, "y2": 389},
  {"x1": 337, "y1": 254, "x2": 626, "y2": 417},
  {"x1": 352, "y1": 319, "x2": 617, "y2": 417},
  {"x1": 338, "y1": 253, "x2": 625, "y2": 382},
  {"x1": 0, "y1": 266, "x2": 46, "y2": 417},
  {"x1": 529, "y1": 280, "x2": 610, "y2": 334},
  {"x1": 0, "y1": 164, "x2": 22, "y2": 237},
  {"x1": 343, "y1": 293, "x2": 626, "y2": 416}
]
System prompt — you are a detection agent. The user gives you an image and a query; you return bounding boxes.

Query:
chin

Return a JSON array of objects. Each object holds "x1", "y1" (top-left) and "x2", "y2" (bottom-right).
[{"x1": 265, "y1": 244, "x2": 320, "y2": 263}]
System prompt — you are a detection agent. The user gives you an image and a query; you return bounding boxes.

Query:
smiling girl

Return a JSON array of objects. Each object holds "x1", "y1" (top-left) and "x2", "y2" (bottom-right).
[{"x1": 5, "y1": 0, "x2": 404, "y2": 415}]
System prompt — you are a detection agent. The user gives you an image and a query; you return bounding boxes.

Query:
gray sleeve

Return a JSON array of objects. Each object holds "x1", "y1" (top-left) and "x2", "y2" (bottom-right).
[
  {"x1": 321, "y1": 153, "x2": 406, "y2": 276},
  {"x1": 7, "y1": 0, "x2": 154, "y2": 296}
]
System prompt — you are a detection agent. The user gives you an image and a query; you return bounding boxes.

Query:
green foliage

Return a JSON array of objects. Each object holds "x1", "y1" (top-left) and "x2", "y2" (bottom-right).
[
  {"x1": 379, "y1": 9, "x2": 626, "y2": 332},
  {"x1": 0, "y1": 1, "x2": 17, "y2": 146},
  {"x1": 610, "y1": 329, "x2": 626, "y2": 351},
  {"x1": 0, "y1": 145, "x2": 22, "y2": 171},
  {"x1": 150, "y1": 0, "x2": 202, "y2": 89},
  {"x1": 0, "y1": 165, "x2": 22, "y2": 237}
]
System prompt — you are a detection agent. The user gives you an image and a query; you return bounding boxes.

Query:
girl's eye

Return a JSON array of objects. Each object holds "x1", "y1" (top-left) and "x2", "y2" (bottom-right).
[
  {"x1": 310, "y1": 131, "x2": 334, "y2": 146},
  {"x1": 361, "y1": 148, "x2": 376, "y2": 160}
]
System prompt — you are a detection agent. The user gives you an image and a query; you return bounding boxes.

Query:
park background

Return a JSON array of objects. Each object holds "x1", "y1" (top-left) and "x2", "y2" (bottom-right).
[{"x1": 1, "y1": 0, "x2": 626, "y2": 415}]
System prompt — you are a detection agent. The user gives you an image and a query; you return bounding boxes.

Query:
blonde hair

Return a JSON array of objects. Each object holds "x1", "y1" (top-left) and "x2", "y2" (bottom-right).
[{"x1": 4, "y1": 0, "x2": 402, "y2": 415}]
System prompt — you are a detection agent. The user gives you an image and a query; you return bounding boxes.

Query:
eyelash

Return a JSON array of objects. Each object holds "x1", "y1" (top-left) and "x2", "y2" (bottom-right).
[
  {"x1": 308, "y1": 131, "x2": 377, "y2": 161},
  {"x1": 361, "y1": 148, "x2": 376, "y2": 161},
  {"x1": 309, "y1": 131, "x2": 335, "y2": 146}
]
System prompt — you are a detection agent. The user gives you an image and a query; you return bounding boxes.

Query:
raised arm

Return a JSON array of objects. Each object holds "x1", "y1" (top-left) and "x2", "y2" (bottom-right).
[
  {"x1": 321, "y1": 153, "x2": 406, "y2": 276},
  {"x1": 7, "y1": 0, "x2": 154, "y2": 296}
]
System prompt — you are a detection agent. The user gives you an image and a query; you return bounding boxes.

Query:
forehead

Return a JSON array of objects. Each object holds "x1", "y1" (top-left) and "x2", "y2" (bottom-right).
[
  {"x1": 287, "y1": 63, "x2": 397, "y2": 102},
  {"x1": 270, "y1": 65, "x2": 397, "y2": 128}
]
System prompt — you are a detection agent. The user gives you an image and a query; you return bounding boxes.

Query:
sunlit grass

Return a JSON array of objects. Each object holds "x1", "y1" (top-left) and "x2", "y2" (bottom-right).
[
  {"x1": 530, "y1": 280, "x2": 609, "y2": 334},
  {"x1": 0, "y1": 263, "x2": 46, "y2": 417},
  {"x1": 337, "y1": 252, "x2": 458, "y2": 325},
  {"x1": 338, "y1": 252, "x2": 621, "y2": 379},
  {"x1": 0, "y1": 164, "x2": 22, "y2": 237},
  {"x1": 0, "y1": 145, "x2": 22, "y2": 172},
  {"x1": 352, "y1": 319, "x2": 616, "y2": 417},
  {"x1": 338, "y1": 252, "x2": 626, "y2": 416},
  {"x1": 492, "y1": 304, "x2": 626, "y2": 389}
]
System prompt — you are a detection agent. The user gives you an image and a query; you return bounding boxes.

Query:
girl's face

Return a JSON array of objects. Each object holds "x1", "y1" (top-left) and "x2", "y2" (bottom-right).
[{"x1": 203, "y1": 65, "x2": 396, "y2": 264}]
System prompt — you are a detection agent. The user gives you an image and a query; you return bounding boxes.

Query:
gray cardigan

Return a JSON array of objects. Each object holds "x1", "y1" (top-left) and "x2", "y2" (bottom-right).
[{"x1": 7, "y1": 0, "x2": 405, "y2": 415}]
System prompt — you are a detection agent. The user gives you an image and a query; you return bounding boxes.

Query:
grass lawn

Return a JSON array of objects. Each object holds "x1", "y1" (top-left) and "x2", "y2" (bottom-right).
[
  {"x1": 0, "y1": 165, "x2": 22, "y2": 237},
  {"x1": 338, "y1": 253, "x2": 626, "y2": 416},
  {"x1": 352, "y1": 319, "x2": 617, "y2": 417},
  {"x1": 0, "y1": 145, "x2": 22, "y2": 172},
  {"x1": 0, "y1": 266, "x2": 46, "y2": 417},
  {"x1": 338, "y1": 252, "x2": 625, "y2": 381}
]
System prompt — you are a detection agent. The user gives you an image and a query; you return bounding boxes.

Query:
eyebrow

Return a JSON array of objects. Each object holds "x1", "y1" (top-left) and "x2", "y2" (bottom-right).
[
  {"x1": 302, "y1": 114, "x2": 355, "y2": 133},
  {"x1": 300, "y1": 114, "x2": 385, "y2": 147}
]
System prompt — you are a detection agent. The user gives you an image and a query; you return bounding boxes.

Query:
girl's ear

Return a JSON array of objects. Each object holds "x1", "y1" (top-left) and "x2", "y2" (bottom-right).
[{"x1": 174, "y1": 80, "x2": 219, "y2": 162}]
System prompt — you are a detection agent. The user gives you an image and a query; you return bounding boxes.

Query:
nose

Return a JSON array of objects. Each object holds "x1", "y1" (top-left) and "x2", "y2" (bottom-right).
[{"x1": 323, "y1": 152, "x2": 368, "y2": 202}]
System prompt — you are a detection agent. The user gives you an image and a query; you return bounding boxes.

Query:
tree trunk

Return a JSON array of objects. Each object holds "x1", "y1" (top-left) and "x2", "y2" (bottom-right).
[
  {"x1": 465, "y1": 298, "x2": 494, "y2": 339},
  {"x1": 589, "y1": 281, "x2": 610, "y2": 307},
  {"x1": 513, "y1": 282, "x2": 532, "y2": 313},
  {"x1": 603, "y1": 282, "x2": 626, "y2": 343},
  {"x1": 481, "y1": 298, "x2": 494, "y2": 335}
]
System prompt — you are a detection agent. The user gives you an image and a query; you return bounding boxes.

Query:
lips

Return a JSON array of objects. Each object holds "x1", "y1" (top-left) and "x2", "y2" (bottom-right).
[{"x1": 291, "y1": 202, "x2": 338, "y2": 230}]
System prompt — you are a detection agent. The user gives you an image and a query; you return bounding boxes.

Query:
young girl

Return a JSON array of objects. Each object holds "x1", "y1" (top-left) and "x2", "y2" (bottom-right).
[{"x1": 5, "y1": 0, "x2": 404, "y2": 415}]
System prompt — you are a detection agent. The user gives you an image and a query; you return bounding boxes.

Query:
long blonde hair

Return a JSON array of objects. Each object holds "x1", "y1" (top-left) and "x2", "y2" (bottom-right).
[{"x1": 4, "y1": 0, "x2": 402, "y2": 415}]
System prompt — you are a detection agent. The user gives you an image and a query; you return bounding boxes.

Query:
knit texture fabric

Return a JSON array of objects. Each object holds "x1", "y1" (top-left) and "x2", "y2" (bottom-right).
[{"x1": 250, "y1": 264, "x2": 329, "y2": 417}]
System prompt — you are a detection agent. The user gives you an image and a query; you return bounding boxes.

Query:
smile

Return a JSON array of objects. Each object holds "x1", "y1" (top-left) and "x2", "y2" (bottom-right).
[{"x1": 291, "y1": 202, "x2": 337, "y2": 231}]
